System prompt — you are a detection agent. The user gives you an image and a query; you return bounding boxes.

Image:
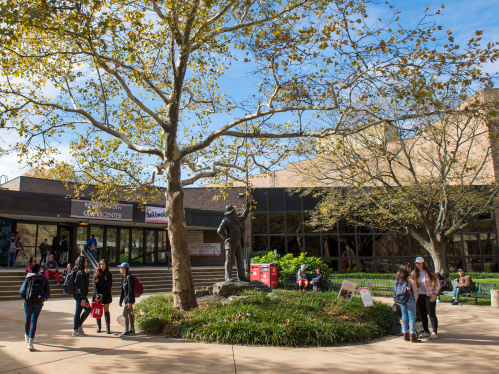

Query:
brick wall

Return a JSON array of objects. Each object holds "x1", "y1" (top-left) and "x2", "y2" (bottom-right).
[{"x1": 189, "y1": 230, "x2": 226, "y2": 266}]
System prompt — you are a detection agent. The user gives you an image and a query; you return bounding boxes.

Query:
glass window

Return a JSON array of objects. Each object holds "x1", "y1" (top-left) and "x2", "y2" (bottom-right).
[
  {"x1": 304, "y1": 236, "x2": 321, "y2": 258},
  {"x1": 339, "y1": 236, "x2": 356, "y2": 257},
  {"x1": 358, "y1": 259, "x2": 374, "y2": 273},
  {"x1": 119, "y1": 228, "x2": 130, "y2": 263},
  {"x1": 447, "y1": 235, "x2": 462, "y2": 256},
  {"x1": 285, "y1": 191, "x2": 302, "y2": 212},
  {"x1": 462, "y1": 234, "x2": 480, "y2": 256},
  {"x1": 0, "y1": 220, "x2": 13, "y2": 265},
  {"x1": 322, "y1": 236, "x2": 339, "y2": 257},
  {"x1": 465, "y1": 257, "x2": 481, "y2": 272},
  {"x1": 252, "y1": 213, "x2": 268, "y2": 234},
  {"x1": 286, "y1": 213, "x2": 302, "y2": 235},
  {"x1": 302, "y1": 193, "x2": 320, "y2": 210},
  {"x1": 357, "y1": 235, "x2": 374, "y2": 257},
  {"x1": 252, "y1": 189, "x2": 268, "y2": 212},
  {"x1": 158, "y1": 230, "x2": 170, "y2": 264},
  {"x1": 374, "y1": 235, "x2": 392, "y2": 257},
  {"x1": 268, "y1": 213, "x2": 285, "y2": 234},
  {"x1": 410, "y1": 237, "x2": 427, "y2": 257},
  {"x1": 76, "y1": 226, "x2": 88, "y2": 257},
  {"x1": 392, "y1": 235, "x2": 410, "y2": 256},
  {"x1": 131, "y1": 229, "x2": 143, "y2": 265},
  {"x1": 356, "y1": 220, "x2": 372, "y2": 234},
  {"x1": 146, "y1": 230, "x2": 156, "y2": 264},
  {"x1": 90, "y1": 225, "x2": 105, "y2": 261},
  {"x1": 37, "y1": 224, "x2": 57, "y2": 255},
  {"x1": 287, "y1": 236, "x2": 303, "y2": 256},
  {"x1": 377, "y1": 258, "x2": 393, "y2": 273},
  {"x1": 303, "y1": 213, "x2": 319, "y2": 234},
  {"x1": 478, "y1": 214, "x2": 495, "y2": 232},
  {"x1": 321, "y1": 221, "x2": 337, "y2": 234},
  {"x1": 268, "y1": 189, "x2": 285, "y2": 212},
  {"x1": 484, "y1": 258, "x2": 498, "y2": 272},
  {"x1": 394, "y1": 258, "x2": 411, "y2": 272},
  {"x1": 107, "y1": 228, "x2": 117, "y2": 263},
  {"x1": 17, "y1": 222, "x2": 37, "y2": 265},
  {"x1": 252, "y1": 236, "x2": 268, "y2": 252},
  {"x1": 341, "y1": 257, "x2": 356, "y2": 272},
  {"x1": 338, "y1": 220, "x2": 355, "y2": 234},
  {"x1": 447, "y1": 257, "x2": 464, "y2": 272},
  {"x1": 324, "y1": 259, "x2": 340, "y2": 272},
  {"x1": 462, "y1": 219, "x2": 477, "y2": 232},
  {"x1": 269, "y1": 236, "x2": 286, "y2": 255},
  {"x1": 480, "y1": 233, "x2": 497, "y2": 256}
]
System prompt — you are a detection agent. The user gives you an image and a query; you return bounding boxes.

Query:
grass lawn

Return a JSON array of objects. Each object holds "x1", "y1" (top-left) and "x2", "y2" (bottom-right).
[{"x1": 135, "y1": 289, "x2": 397, "y2": 347}]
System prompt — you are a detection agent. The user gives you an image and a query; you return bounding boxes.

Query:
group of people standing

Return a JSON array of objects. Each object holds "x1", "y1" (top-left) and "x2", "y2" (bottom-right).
[{"x1": 19, "y1": 256, "x2": 137, "y2": 351}]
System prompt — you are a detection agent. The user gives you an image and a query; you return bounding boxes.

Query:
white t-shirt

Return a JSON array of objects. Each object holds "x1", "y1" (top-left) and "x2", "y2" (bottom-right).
[{"x1": 417, "y1": 272, "x2": 427, "y2": 295}]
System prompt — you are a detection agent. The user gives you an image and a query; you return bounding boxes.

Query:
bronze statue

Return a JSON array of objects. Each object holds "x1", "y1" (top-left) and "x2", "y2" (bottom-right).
[{"x1": 217, "y1": 202, "x2": 250, "y2": 282}]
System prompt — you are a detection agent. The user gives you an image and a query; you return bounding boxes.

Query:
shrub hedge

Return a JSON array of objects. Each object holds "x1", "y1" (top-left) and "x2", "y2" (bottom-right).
[
  {"x1": 135, "y1": 290, "x2": 396, "y2": 347},
  {"x1": 332, "y1": 272, "x2": 499, "y2": 280}
]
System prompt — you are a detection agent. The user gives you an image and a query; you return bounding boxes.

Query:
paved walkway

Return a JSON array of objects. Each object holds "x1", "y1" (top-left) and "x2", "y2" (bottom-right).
[{"x1": 1, "y1": 296, "x2": 498, "y2": 374}]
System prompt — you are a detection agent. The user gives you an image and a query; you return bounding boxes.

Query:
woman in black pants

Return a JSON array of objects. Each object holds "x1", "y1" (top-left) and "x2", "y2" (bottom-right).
[
  {"x1": 413, "y1": 257, "x2": 441, "y2": 339},
  {"x1": 73, "y1": 256, "x2": 91, "y2": 337},
  {"x1": 93, "y1": 259, "x2": 113, "y2": 334}
]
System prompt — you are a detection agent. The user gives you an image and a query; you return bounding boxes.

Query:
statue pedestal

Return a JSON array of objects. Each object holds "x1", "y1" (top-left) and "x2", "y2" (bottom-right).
[{"x1": 212, "y1": 280, "x2": 271, "y2": 297}]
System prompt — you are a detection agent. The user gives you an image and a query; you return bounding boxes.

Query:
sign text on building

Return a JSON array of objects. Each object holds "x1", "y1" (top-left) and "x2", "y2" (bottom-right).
[
  {"x1": 71, "y1": 200, "x2": 133, "y2": 221},
  {"x1": 145, "y1": 206, "x2": 169, "y2": 224},
  {"x1": 188, "y1": 243, "x2": 221, "y2": 257}
]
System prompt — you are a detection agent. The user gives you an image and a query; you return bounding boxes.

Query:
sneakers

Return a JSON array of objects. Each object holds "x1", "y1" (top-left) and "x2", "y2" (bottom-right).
[
  {"x1": 72, "y1": 331, "x2": 80, "y2": 337},
  {"x1": 118, "y1": 331, "x2": 130, "y2": 337},
  {"x1": 129, "y1": 329, "x2": 135, "y2": 334},
  {"x1": 78, "y1": 326, "x2": 85, "y2": 336},
  {"x1": 429, "y1": 332, "x2": 438, "y2": 339},
  {"x1": 452, "y1": 302, "x2": 459, "y2": 305},
  {"x1": 419, "y1": 332, "x2": 430, "y2": 338},
  {"x1": 27, "y1": 339, "x2": 34, "y2": 351}
]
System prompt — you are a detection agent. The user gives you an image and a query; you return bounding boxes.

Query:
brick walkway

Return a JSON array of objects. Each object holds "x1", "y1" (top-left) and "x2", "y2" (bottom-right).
[{"x1": 1, "y1": 296, "x2": 498, "y2": 373}]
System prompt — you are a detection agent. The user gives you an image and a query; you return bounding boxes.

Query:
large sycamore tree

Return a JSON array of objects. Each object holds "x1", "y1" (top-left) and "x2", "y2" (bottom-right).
[
  {"x1": 303, "y1": 92, "x2": 499, "y2": 275},
  {"x1": 0, "y1": 0, "x2": 496, "y2": 308}
]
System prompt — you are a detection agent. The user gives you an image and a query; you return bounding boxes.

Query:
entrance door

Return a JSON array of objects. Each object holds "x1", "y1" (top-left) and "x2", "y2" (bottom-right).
[
  {"x1": 145, "y1": 230, "x2": 156, "y2": 265},
  {"x1": 58, "y1": 225, "x2": 72, "y2": 265}
]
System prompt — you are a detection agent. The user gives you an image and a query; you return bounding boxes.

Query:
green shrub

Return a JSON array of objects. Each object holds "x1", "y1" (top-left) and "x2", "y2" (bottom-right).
[
  {"x1": 250, "y1": 251, "x2": 331, "y2": 282},
  {"x1": 119, "y1": 253, "x2": 143, "y2": 265},
  {"x1": 331, "y1": 272, "x2": 499, "y2": 280},
  {"x1": 249, "y1": 250, "x2": 271, "y2": 260},
  {"x1": 135, "y1": 290, "x2": 396, "y2": 346}
]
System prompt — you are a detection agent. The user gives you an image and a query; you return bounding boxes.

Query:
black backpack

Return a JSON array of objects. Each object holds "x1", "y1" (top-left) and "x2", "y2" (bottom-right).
[
  {"x1": 393, "y1": 281, "x2": 409, "y2": 304},
  {"x1": 26, "y1": 277, "x2": 45, "y2": 302},
  {"x1": 62, "y1": 271, "x2": 76, "y2": 295}
]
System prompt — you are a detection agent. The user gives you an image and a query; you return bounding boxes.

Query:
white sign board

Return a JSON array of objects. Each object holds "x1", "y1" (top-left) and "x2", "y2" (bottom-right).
[
  {"x1": 145, "y1": 206, "x2": 169, "y2": 224},
  {"x1": 186, "y1": 231, "x2": 203, "y2": 244},
  {"x1": 359, "y1": 287, "x2": 374, "y2": 307},
  {"x1": 188, "y1": 243, "x2": 221, "y2": 257},
  {"x1": 338, "y1": 280, "x2": 357, "y2": 302}
]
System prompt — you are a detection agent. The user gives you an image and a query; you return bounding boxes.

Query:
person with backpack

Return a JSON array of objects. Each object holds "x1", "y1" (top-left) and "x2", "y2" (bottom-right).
[
  {"x1": 60, "y1": 235, "x2": 69, "y2": 265},
  {"x1": 19, "y1": 262, "x2": 50, "y2": 351},
  {"x1": 72, "y1": 256, "x2": 91, "y2": 336},
  {"x1": 7, "y1": 232, "x2": 25, "y2": 268},
  {"x1": 39, "y1": 239, "x2": 49, "y2": 266},
  {"x1": 93, "y1": 259, "x2": 113, "y2": 334},
  {"x1": 393, "y1": 262, "x2": 421, "y2": 343},
  {"x1": 413, "y1": 257, "x2": 441, "y2": 339},
  {"x1": 44, "y1": 254, "x2": 60, "y2": 285},
  {"x1": 87, "y1": 234, "x2": 98, "y2": 262},
  {"x1": 118, "y1": 262, "x2": 136, "y2": 336}
]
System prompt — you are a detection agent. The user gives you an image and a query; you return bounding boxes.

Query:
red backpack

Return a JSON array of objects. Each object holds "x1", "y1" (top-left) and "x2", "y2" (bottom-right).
[{"x1": 133, "y1": 276, "x2": 143, "y2": 297}]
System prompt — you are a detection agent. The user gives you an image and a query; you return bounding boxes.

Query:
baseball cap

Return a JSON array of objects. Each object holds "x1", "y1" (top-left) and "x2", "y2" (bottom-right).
[
  {"x1": 457, "y1": 268, "x2": 464, "y2": 272},
  {"x1": 49, "y1": 254, "x2": 55, "y2": 259},
  {"x1": 414, "y1": 257, "x2": 425, "y2": 263},
  {"x1": 117, "y1": 262, "x2": 130, "y2": 269}
]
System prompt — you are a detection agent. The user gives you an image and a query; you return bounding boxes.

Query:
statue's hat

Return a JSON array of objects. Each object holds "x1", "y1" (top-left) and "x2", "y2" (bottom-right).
[{"x1": 224, "y1": 204, "x2": 236, "y2": 215}]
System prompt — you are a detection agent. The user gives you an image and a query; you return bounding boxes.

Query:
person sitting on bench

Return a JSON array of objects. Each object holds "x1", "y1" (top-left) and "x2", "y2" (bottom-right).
[
  {"x1": 311, "y1": 267, "x2": 323, "y2": 292},
  {"x1": 296, "y1": 264, "x2": 309, "y2": 291},
  {"x1": 451, "y1": 269, "x2": 472, "y2": 305},
  {"x1": 44, "y1": 255, "x2": 60, "y2": 285}
]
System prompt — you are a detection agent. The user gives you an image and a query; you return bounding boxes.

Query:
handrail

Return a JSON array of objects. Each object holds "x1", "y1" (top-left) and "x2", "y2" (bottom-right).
[{"x1": 82, "y1": 248, "x2": 99, "y2": 270}]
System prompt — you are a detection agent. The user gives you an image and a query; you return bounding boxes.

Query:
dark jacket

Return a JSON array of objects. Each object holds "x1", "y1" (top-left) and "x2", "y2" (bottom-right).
[
  {"x1": 119, "y1": 273, "x2": 135, "y2": 306},
  {"x1": 311, "y1": 272, "x2": 323, "y2": 285},
  {"x1": 20, "y1": 273, "x2": 51, "y2": 301},
  {"x1": 92, "y1": 272, "x2": 113, "y2": 304},
  {"x1": 74, "y1": 269, "x2": 89, "y2": 298}
]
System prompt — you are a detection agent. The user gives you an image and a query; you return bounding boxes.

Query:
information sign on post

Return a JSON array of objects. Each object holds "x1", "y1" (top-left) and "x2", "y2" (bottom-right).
[
  {"x1": 338, "y1": 280, "x2": 357, "y2": 302},
  {"x1": 359, "y1": 287, "x2": 374, "y2": 307}
]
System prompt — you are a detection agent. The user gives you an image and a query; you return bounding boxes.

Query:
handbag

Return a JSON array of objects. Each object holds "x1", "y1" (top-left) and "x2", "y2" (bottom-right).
[
  {"x1": 392, "y1": 302, "x2": 401, "y2": 316},
  {"x1": 91, "y1": 300, "x2": 103, "y2": 319}
]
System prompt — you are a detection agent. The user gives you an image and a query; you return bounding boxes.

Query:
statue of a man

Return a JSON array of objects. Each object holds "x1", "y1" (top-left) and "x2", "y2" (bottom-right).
[{"x1": 217, "y1": 202, "x2": 250, "y2": 282}]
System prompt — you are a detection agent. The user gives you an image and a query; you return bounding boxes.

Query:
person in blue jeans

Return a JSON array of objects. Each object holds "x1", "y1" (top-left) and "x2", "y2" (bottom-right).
[
  {"x1": 19, "y1": 263, "x2": 50, "y2": 351},
  {"x1": 86, "y1": 234, "x2": 98, "y2": 262},
  {"x1": 394, "y1": 262, "x2": 421, "y2": 343},
  {"x1": 72, "y1": 256, "x2": 91, "y2": 337}
]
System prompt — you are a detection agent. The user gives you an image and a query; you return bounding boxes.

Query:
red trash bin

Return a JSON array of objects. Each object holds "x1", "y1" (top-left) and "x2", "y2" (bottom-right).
[{"x1": 250, "y1": 263, "x2": 278, "y2": 288}]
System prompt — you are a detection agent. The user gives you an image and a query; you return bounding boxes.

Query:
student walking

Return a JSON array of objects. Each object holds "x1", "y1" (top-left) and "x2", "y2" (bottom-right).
[
  {"x1": 393, "y1": 262, "x2": 421, "y2": 343},
  {"x1": 87, "y1": 234, "x2": 98, "y2": 262},
  {"x1": 92, "y1": 259, "x2": 113, "y2": 334},
  {"x1": 118, "y1": 262, "x2": 135, "y2": 337},
  {"x1": 39, "y1": 239, "x2": 49, "y2": 266},
  {"x1": 413, "y1": 257, "x2": 441, "y2": 339},
  {"x1": 60, "y1": 235, "x2": 69, "y2": 265},
  {"x1": 73, "y1": 256, "x2": 91, "y2": 337},
  {"x1": 19, "y1": 263, "x2": 50, "y2": 350}
]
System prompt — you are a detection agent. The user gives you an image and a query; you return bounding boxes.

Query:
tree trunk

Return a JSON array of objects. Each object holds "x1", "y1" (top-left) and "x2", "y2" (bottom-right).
[
  {"x1": 165, "y1": 161, "x2": 198, "y2": 311},
  {"x1": 429, "y1": 241, "x2": 449, "y2": 277}
]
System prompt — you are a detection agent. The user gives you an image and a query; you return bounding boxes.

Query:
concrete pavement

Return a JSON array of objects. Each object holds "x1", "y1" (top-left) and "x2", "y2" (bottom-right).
[{"x1": 1, "y1": 295, "x2": 498, "y2": 374}]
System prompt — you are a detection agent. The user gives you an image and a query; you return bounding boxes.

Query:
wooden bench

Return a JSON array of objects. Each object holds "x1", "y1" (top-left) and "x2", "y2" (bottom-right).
[{"x1": 443, "y1": 282, "x2": 495, "y2": 305}]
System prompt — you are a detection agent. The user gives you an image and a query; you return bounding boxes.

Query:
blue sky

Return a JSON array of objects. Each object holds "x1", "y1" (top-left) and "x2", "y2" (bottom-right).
[{"x1": 0, "y1": 0, "x2": 497, "y2": 185}]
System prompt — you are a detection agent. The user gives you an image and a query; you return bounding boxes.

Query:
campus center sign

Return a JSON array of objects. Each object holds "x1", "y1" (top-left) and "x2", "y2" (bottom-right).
[
  {"x1": 145, "y1": 206, "x2": 169, "y2": 224},
  {"x1": 71, "y1": 200, "x2": 133, "y2": 221}
]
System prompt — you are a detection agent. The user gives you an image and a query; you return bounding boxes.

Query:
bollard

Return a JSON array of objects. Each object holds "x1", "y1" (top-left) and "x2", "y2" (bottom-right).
[{"x1": 491, "y1": 290, "x2": 499, "y2": 308}]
